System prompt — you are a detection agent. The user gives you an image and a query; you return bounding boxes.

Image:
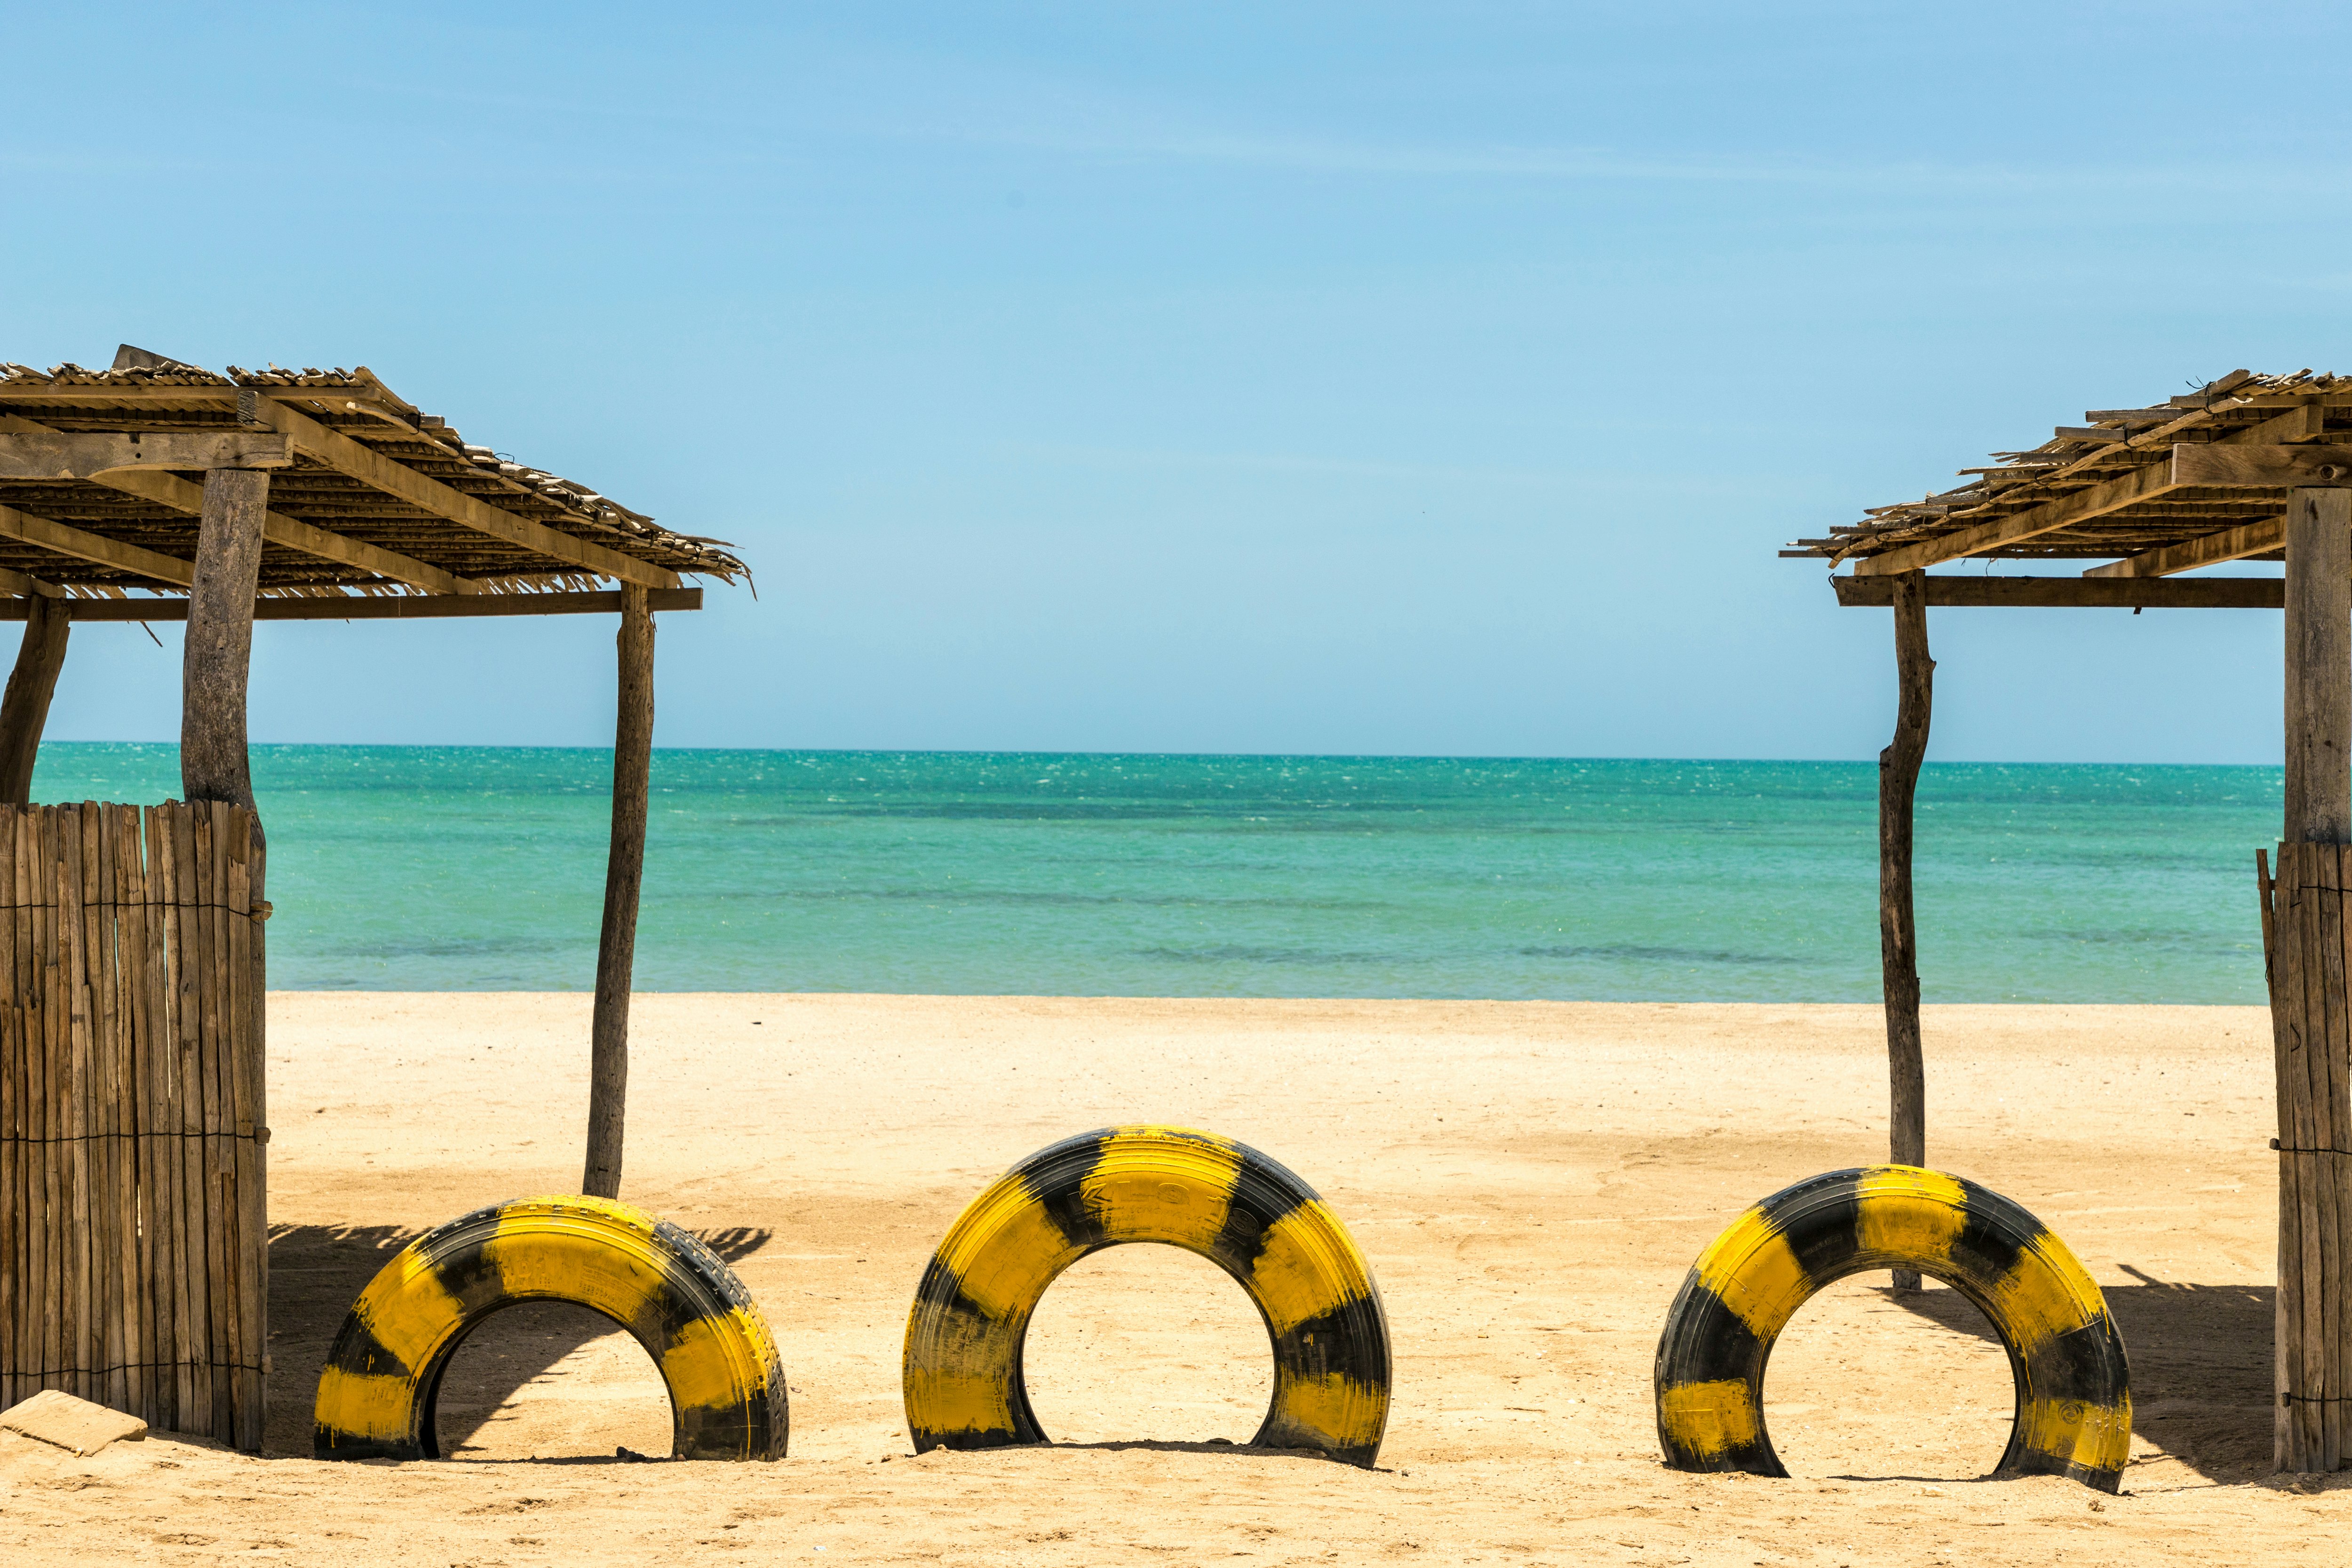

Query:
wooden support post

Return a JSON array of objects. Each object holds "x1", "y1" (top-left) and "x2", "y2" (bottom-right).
[
  {"x1": 582, "y1": 583, "x2": 654, "y2": 1199},
  {"x1": 181, "y1": 468, "x2": 270, "y2": 1450},
  {"x1": 2276, "y1": 486, "x2": 2352, "y2": 1474},
  {"x1": 1880, "y1": 569, "x2": 1933, "y2": 1292},
  {"x1": 181, "y1": 470, "x2": 268, "y2": 863},
  {"x1": 0, "y1": 595, "x2": 68, "y2": 803}
]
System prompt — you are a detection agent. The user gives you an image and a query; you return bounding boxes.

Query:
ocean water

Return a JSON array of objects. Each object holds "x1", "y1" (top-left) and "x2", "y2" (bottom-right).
[{"x1": 30, "y1": 745, "x2": 2277, "y2": 1003}]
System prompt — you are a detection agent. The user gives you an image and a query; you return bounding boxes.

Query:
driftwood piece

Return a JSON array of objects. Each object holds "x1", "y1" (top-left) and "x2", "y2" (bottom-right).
[{"x1": 583, "y1": 583, "x2": 655, "y2": 1199}]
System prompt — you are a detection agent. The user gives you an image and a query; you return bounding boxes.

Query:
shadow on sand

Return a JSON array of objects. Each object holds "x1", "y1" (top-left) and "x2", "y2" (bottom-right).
[
  {"x1": 1887, "y1": 1269, "x2": 2273, "y2": 1484},
  {"x1": 264, "y1": 1222, "x2": 772, "y2": 1459}
]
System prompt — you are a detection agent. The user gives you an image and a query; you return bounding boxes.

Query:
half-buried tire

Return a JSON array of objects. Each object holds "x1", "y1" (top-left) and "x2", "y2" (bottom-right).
[
  {"x1": 314, "y1": 1195, "x2": 786, "y2": 1460},
  {"x1": 1654, "y1": 1165, "x2": 2131, "y2": 1493},
  {"x1": 903, "y1": 1125, "x2": 1391, "y2": 1465}
]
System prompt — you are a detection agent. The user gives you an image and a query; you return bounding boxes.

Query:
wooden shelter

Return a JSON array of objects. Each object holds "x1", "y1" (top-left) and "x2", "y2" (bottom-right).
[
  {"x1": 1783, "y1": 367, "x2": 2352, "y2": 1473},
  {"x1": 0, "y1": 346, "x2": 747, "y2": 1447}
]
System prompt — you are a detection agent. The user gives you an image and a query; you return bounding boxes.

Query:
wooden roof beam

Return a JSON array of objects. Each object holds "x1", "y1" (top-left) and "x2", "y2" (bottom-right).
[
  {"x1": 0, "y1": 564, "x2": 63, "y2": 599},
  {"x1": 1855, "y1": 403, "x2": 2334, "y2": 576},
  {"x1": 1835, "y1": 574, "x2": 2281, "y2": 608},
  {"x1": 0, "y1": 430, "x2": 289, "y2": 478},
  {"x1": 0, "y1": 588, "x2": 704, "y2": 621},
  {"x1": 255, "y1": 399, "x2": 680, "y2": 591},
  {"x1": 1852, "y1": 462, "x2": 2182, "y2": 576},
  {"x1": 2084, "y1": 517, "x2": 2284, "y2": 579},
  {"x1": 86, "y1": 469, "x2": 471, "y2": 596},
  {"x1": 0, "y1": 501, "x2": 193, "y2": 586}
]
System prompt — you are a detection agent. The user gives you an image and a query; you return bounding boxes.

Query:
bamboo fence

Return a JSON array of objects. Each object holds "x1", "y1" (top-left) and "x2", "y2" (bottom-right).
[{"x1": 0, "y1": 801, "x2": 266, "y2": 1450}]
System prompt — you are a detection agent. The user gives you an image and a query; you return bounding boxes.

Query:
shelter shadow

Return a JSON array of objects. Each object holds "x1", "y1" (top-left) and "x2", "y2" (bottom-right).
[
  {"x1": 1892, "y1": 1271, "x2": 2273, "y2": 1484},
  {"x1": 264, "y1": 1222, "x2": 772, "y2": 1459}
]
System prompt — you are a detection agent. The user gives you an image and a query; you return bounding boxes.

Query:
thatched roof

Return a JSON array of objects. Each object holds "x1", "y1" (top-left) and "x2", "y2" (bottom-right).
[
  {"x1": 0, "y1": 347, "x2": 747, "y2": 598},
  {"x1": 1783, "y1": 368, "x2": 2352, "y2": 579}
]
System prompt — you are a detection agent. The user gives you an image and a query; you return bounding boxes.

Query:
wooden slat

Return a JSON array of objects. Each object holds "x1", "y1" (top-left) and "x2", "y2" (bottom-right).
[
  {"x1": 260, "y1": 400, "x2": 680, "y2": 590},
  {"x1": 0, "y1": 587, "x2": 706, "y2": 621},
  {"x1": 87, "y1": 469, "x2": 470, "y2": 596},
  {"x1": 0, "y1": 501, "x2": 194, "y2": 587},
  {"x1": 0, "y1": 431, "x2": 290, "y2": 479}
]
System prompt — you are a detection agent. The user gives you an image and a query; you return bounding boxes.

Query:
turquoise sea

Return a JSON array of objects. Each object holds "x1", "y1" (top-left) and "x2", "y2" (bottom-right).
[{"x1": 31, "y1": 745, "x2": 2276, "y2": 1003}]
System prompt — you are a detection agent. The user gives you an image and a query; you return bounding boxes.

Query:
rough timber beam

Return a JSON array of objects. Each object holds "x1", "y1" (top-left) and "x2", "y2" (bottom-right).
[
  {"x1": 87, "y1": 468, "x2": 470, "y2": 596},
  {"x1": 0, "y1": 430, "x2": 290, "y2": 478},
  {"x1": 0, "y1": 588, "x2": 705, "y2": 621},
  {"x1": 0, "y1": 500, "x2": 193, "y2": 586},
  {"x1": 1833, "y1": 575, "x2": 2281, "y2": 609},
  {"x1": 255, "y1": 399, "x2": 680, "y2": 591},
  {"x1": 0, "y1": 563, "x2": 61, "y2": 599},
  {"x1": 2084, "y1": 517, "x2": 2284, "y2": 579},
  {"x1": 2168, "y1": 443, "x2": 2352, "y2": 489}
]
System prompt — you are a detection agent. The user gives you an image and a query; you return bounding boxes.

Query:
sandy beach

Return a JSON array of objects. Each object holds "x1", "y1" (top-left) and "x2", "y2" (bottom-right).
[{"x1": 1, "y1": 994, "x2": 2342, "y2": 1564}]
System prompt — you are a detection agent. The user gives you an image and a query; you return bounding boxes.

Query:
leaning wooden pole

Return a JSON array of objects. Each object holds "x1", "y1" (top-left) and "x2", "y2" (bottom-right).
[
  {"x1": 181, "y1": 466, "x2": 271, "y2": 1451},
  {"x1": 2274, "y1": 485, "x2": 2352, "y2": 1474},
  {"x1": 583, "y1": 583, "x2": 655, "y2": 1199},
  {"x1": 1880, "y1": 569, "x2": 1933, "y2": 1291},
  {"x1": 0, "y1": 594, "x2": 69, "y2": 803}
]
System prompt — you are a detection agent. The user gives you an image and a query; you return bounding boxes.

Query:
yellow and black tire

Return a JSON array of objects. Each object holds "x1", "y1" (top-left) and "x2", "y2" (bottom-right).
[
  {"x1": 1654, "y1": 1165, "x2": 2131, "y2": 1493},
  {"x1": 903, "y1": 1125, "x2": 1390, "y2": 1465},
  {"x1": 314, "y1": 1195, "x2": 787, "y2": 1461}
]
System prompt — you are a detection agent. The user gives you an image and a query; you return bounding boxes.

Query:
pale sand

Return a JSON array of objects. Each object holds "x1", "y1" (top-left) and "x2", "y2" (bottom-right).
[{"x1": 3, "y1": 994, "x2": 2345, "y2": 1564}]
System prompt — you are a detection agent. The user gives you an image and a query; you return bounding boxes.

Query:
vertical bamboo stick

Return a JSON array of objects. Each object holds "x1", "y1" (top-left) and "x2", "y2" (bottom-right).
[
  {"x1": 2316, "y1": 846, "x2": 2346, "y2": 1469},
  {"x1": 173, "y1": 803, "x2": 207, "y2": 1432},
  {"x1": 153, "y1": 804, "x2": 191, "y2": 1432},
  {"x1": 0, "y1": 808, "x2": 15, "y2": 1410},
  {"x1": 207, "y1": 803, "x2": 233, "y2": 1441},
  {"x1": 88, "y1": 804, "x2": 126, "y2": 1413},
  {"x1": 144, "y1": 805, "x2": 172, "y2": 1432},
  {"x1": 119, "y1": 806, "x2": 144, "y2": 1422},
  {"x1": 111, "y1": 807, "x2": 147, "y2": 1422},
  {"x1": 132, "y1": 807, "x2": 163, "y2": 1431},
  {"x1": 2295, "y1": 849, "x2": 2328, "y2": 1465},
  {"x1": 57, "y1": 808, "x2": 89, "y2": 1399},
  {"x1": 45, "y1": 809, "x2": 68, "y2": 1397},
  {"x1": 23, "y1": 809, "x2": 47, "y2": 1398},
  {"x1": 225, "y1": 807, "x2": 258, "y2": 1449},
  {"x1": 2272, "y1": 845, "x2": 2312, "y2": 1464}
]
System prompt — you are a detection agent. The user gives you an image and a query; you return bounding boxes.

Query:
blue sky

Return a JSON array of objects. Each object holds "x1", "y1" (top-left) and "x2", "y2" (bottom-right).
[{"x1": 3, "y1": 3, "x2": 2343, "y2": 762}]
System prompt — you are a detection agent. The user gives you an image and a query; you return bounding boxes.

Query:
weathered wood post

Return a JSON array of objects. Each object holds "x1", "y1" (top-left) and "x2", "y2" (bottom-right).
[
  {"x1": 583, "y1": 582, "x2": 655, "y2": 1199},
  {"x1": 183, "y1": 470, "x2": 269, "y2": 859},
  {"x1": 0, "y1": 593, "x2": 68, "y2": 803},
  {"x1": 182, "y1": 465, "x2": 270, "y2": 1450},
  {"x1": 1880, "y1": 569, "x2": 1933, "y2": 1291},
  {"x1": 2274, "y1": 485, "x2": 2352, "y2": 1473}
]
